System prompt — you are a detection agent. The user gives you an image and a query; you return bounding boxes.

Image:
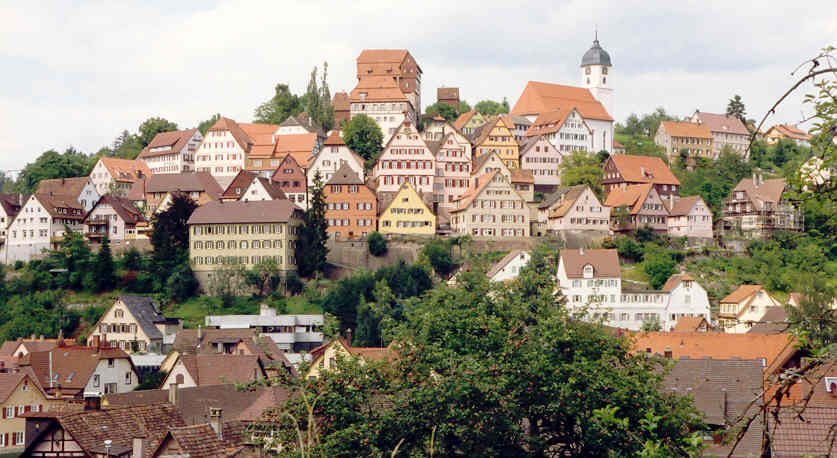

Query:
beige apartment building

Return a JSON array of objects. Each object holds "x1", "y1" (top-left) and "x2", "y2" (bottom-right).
[
  {"x1": 187, "y1": 200, "x2": 303, "y2": 282},
  {"x1": 449, "y1": 170, "x2": 530, "y2": 237}
]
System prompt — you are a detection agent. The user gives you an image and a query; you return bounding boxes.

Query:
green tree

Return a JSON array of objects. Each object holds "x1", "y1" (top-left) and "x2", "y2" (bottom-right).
[
  {"x1": 136, "y1": 117, "x2": 178, "y2": 150},
  {"x1": 165, "y1": 260, "x2": 199, "y2": 303},
  {"x1": 474, "y1": 99, "x2": 509, "y2": 115},
  {"x1": 16, "y1": 148, "x2": 96, "y2": 193},
  {"x1": 198, "y1": 113, "x2": 221, "y2": 135},
  {"x1": 319, "y1": 62, "x2": 335, "y2": 132},
  {"x1": 726, "y1": 95, "x2": 747, "y2": 122},
  {"x1": 367, "y1": 231, "x2": 387, "y2": 256},
  {"x1": 151, "y1": 193, "x2": 198, "y2": 281},
  {"x1": 642, "y1": 244, "x2": 676, "y2": 290},
  {"x1": 424, "y1": 102, "x2": 458, "y2": 122},
  {"x1": 295, "y1": 172, "x2": 328, "y2": 277},
  {"x1": 255, "y1": 257, "x2": 702, "y2": 456},
  {"x1": 458, "y1": 100, "x2": 472, "y2": 114},
  {"x1": 560, "y1": 151, "x2": 604, "y2": 198},
  {"x1": 254, "y1": 83, "x2": 303, "y2": 124},
  {"x1": 92, "y1": 236, "x2": 116, "y2": 292},
  {"x1": 343, "y1": 114, "x2": 384, "y2": 163},
  {"x1": 121, "y1": 247, "x2": 143, "y2": 271}
]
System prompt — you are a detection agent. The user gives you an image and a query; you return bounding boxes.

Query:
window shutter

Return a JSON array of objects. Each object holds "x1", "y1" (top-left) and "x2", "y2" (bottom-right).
[
  {"x1": 25, "y1": 405, "x2": 31, "y2": 413},
  {"x1": 4, "y1": 433, "x2": 8, "y2": 446},
  {"x1": 1, "y1": 408, "x2": 5, "y2": 419}
]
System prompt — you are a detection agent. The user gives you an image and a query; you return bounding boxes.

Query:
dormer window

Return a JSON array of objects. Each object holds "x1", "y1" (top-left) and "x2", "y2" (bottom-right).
[{"x1": 583, "y1": 264, "x2": 594, "y2": 279}]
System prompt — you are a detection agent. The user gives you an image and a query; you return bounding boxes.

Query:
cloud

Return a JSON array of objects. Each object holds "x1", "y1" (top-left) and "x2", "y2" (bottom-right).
[{"x1": 0, "y1": 0, "x2": 834, "y2": 170}]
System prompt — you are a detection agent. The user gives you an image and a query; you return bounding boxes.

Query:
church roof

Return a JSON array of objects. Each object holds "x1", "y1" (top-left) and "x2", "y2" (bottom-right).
[{"x1": 581, "y1": 38, "x2": 612, "y2": 67}]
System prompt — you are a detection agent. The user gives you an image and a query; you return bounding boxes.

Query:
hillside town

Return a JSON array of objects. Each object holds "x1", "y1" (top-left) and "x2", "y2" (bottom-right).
[{"x1": 1, "y1": 16, "x2": 837, "y2": 458}]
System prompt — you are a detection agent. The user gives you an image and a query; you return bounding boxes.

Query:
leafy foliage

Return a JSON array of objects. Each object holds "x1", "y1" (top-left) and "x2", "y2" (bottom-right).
[
  {"x1": 560, "y1": 151, "x2": 605, "y2": 198},
  {"x1": 474, "y1": 98, "x2": 510, "y2": 115},
  {"x1": 295, "y1": 172, "x2": 328, "y2": 277},
  {"x1": 342, "y1": 114, "x2": 384, "y2": 163},
  {"x1": 254, "y1": 83, "x2": 303, "y2": 124},
  {"x1": 197, "y1": 113, "x2": 221, "y2": 135},
  {"x1": 726, "y1": 94, "x2": 747, "y2": 122},
  {"x1": 16, "y1": 148, "x2": 97, "y2": 193},
  {"x1": 673, "y1": 150, "x2": 754, "y2": 218},
  {"x1": 642, "y1": 244, "x2": 677, "y2": 290},
  {"x1": 419, "y1": 238, "x2": 457, "y2": 277},
  {"x1": 424, "y1": 102, "x2": 458, "y2": 122},
  {"x1": 367, "y1": 231, "x2": 387, "y2": 256}
]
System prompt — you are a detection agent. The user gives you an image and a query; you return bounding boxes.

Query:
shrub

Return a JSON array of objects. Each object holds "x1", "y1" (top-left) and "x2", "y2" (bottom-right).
[{"x1": 367, "y1": 232, "x2": 388, "y2": 256}]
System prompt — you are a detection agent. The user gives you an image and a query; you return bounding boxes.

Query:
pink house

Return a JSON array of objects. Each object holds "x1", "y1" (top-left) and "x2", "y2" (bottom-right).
[
  {"x1": 604, "y1": 183, "x2": 669, "y2": 233},
  {"x1": 665, "y1": 196, "x2": 713, "y2": 239},
  {"x1": 431, "y1": 132, "x2": 471, "y2": 209},
  {"x1": 537, "y1": 185, "x2": 610, "y2": 235}
]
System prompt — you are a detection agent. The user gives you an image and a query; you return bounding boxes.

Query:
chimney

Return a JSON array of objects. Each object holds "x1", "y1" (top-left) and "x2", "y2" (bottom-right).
[
  {"x1": 30, "y1": 333, "x2": 35, "y2": 340},
  {"x1": 663, "y1": 347, "x2": 673, "y2": 359},
  {"x1": 208, "y1": 408, "x2": 223, "y2": 440},
  {"x1": 84, "y1": 392, "x2": 102, "y2": 410},
  {"x1": 197, "y1": 325, "x2": 203, "y2": 349},
  {"x1": 168, "y1": 383, "x2": 178, "y2": 405},
  {"x1": 131, "y1": 436, "x2": 146, "y2": 458},
  {"x1": 40, "y1": 334, "x2": 44, "y2": 342}
]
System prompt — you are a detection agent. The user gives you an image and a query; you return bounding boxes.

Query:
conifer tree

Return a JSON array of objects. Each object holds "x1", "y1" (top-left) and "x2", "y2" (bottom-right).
[
  {"x1": 93, "y1": 236, "x2": 116, "y2": 292},
  {"x1": 295, "y1": 172, "x2": 329, "y2": 277}
]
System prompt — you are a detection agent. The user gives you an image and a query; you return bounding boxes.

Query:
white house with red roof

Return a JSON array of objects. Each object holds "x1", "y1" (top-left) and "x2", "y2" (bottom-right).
[
  {"x1": 486, "y1": 250, "x2": 531, "y2": 283},
  {"x1": 604, "y1": 183, "x2": 669, "y2": 233},
  {"x1": 688, "y1": 110, "x2": 750, "y2": 155},
  {"x1": 372, "y1": 121, "x2": 435, "y2": 196},
  {"x1": 430, "y1": 132, "x2": 472, "y2": 209},
  {"x1": 511, "y1": 37, "x2": 615, "y2": 153},
  {"x1": 307, "y1": 132, "x2": 365, "y2": 187},
  {"x1": 537, "y1": 185, "x2": 609, "y2": 234},
  {"x1": 665, "y1": 195, "x2": 713, "y2": 239},
  {"x1": 449, "y1": 171, "x2": 530, "y2": 237},
  {"x1": 523, "y1": 108, "x2": 593, "y2": 153},
  {"x1": 89, "y1": 157, "x2": 151, "y2": 197},
  {"x1": 349, "y1": 75, "x2": 415, "y2": 144},
  {"x1": 194, "y1": 117, "x2": 279, "y2": 181},
  {"x1": 138, "y1": 129, "x2": 203, "y2": 174},
  {"x1": 518, "y1": 135, "x2": 565, "y2": 189},
  {"x1": 557, "y1": 249, "x2": 710, "y2": 331},
  {"x1": 82, "y1": 195, "x2": 148, "y2": 244}
]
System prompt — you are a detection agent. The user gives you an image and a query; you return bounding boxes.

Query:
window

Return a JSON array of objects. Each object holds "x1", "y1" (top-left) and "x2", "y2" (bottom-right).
[
  {"x1": 93, "y1": 374, "x2": 100, "y2": 387},
  {"x1": 104, "y1": 383, "x2": 118, "y2": 394},
  {"x1": 125, "y1": 372, "x2": 132, "y2": 384},
  {"x1": 13, "y1": 432, "x2": 24, "y2": 445},
  {"x1": 107, "y1": 358, "x2": 114, "y2": 368}
]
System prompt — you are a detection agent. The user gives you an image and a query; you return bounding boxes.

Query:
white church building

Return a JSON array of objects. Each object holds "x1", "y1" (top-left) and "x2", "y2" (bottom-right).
[{"x1": 511, "y1": 35, "x2": 616, "y2": 154}]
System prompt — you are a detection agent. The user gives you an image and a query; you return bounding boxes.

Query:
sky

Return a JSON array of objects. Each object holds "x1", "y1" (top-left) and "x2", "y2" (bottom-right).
[{"x1": 0, "y1": 1, "x2": 834, "y2": 171}]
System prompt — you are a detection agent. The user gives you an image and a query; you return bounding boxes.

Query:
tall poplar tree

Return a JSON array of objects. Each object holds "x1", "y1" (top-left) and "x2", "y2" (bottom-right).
[{"x1": 294, "y1": 172, "x2": 328, "y2": 277}]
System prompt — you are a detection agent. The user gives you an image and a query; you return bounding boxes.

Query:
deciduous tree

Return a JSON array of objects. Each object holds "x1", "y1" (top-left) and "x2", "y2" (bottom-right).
[{"x1": 342, "y1": 114, "x2": 384, "y2": 163}]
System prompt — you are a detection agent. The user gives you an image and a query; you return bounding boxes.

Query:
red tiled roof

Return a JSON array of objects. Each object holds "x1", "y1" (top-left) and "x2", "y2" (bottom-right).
[
  {"x1": 349, "y1": 76, "x2": 409, "y2": 103},
  {"x1": 670, "y1": 315, "x2": 708, "y2": 332},
  {"x1": 559, "y1": 248, "x2": 620, "y2": 278},
  {"x1": 768, "y1": 124, "x2": 812, "y2": 141},
  {"x1": 323, "y1": 131, "x2": 346, "y2": 146},
  {"x1": 332, "y1": 92, "x2": 350, "y2": 111},
  {"x1": 604, "y1": 183, "x2": 655, "y2": 214},
  {"x1": 720, "y1": 284, "x2": 765, "y2": 304},
  {"x1": 176, "y1": 354, "x2": 265, "y2": 387},
  {"x1": 608, "y1": 155, "x2": 680, "y2": 185},
  {"x1": 510, "y1": 168, "x2": 534, "y2": 184},
  {"x1": 660, "y1": 121, "x2": 712, "y2": 139},
  {"x1": 661, "y1": 273, "x2": 696, "y2": 292},
  {"x1": 769, "y1": 407, "x2": 837, "y2": 457},
  {"x1": 35, "y1": 177, "x2": 92, "y2": 200},
  {"x1": 453, "y1": 110, "x2": 476, "y2": 132},
  {"x1": 100, "y1": 157, "x2": 151, "y2": 183},
  {"x1": 731, "y1": 177, "x2": 787, "y2": 209},
  {"x1": 19, "y1": 346, "x2": 132, "y2": 395},
  {"x1": 138, "y1": 129, "x2": 199, "y2": 159},
  {"x1": 546, "y1": 185, "x2": 588, "y2": 219},
  {"x1": 665, "y1": 196, "x2": 705, "y2": 216},
  {"x1": 692, "y1": 112, "x2": 749, "y2": 136},
  {"x1": 357, "y1": 49, "x2": 409, "y2": 64},
  {"x1": 159, "y1": 424, "x2": 233, "y2": 457},
  {"x1": 85, "y1": 195, "x2": 147, "y2": 225},
  {"x1": 524, "y1": 109, "x2": 583, "y2": 137},
  {"x1": 145, "y1": 172, "x2": 223, "y2": 200},
  {"x1": 220, "y1": 171, "x2": 258, "y2": 200},
  {"x1": 511, "y1": 81, "x2": 613, "y2": 121}
]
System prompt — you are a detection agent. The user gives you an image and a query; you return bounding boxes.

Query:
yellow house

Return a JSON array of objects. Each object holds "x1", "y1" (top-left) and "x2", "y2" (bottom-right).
[
  {"x1": 0, "y1": 371, "x2": 50, "y2": 451},
  {"x1": 472, "y1": 116, "x2": 520, "y2": 168},
  {"x1": 306, "y1": 338, "x2": 393, "y2": 378},
  {"x1": 378, "y1": 182, "x2": 436, "y2": 236},
  {"x1": 453, "y1": 110, "x2": 489, "y2": 136}
]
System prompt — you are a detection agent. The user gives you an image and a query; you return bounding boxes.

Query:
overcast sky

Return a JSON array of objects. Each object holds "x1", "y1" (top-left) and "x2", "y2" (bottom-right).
[{"x1": 1, "y1": 1, "x2": 834, "y2": 171}]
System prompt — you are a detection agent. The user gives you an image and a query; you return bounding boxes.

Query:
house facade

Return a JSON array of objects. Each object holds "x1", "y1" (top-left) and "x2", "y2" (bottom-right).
[
  {"x1": 239, "y1": 177, "x2": 287, "y2": 202},
  {"x1": 432, "y1": 133, "x2": 472, "y2": 208},
  {"x1": 247, "y1": 132, "x2": 318, "y2": 178},
  {"x1": 449, "y1": 171, "x2": 530, "y2": 237},
  {"x1": 324, "y1": 163, "x2": 377, "y2": 240},
  {"x1": 378, "y1": 182, "x2": 435, "y2": 236},
  {"x1": 306, "y1": 338, "x2": 392, "y2": 378},
  {"x1": 719, "y1": 285, "x2": 783, "y2": 333},
  {"x1": 356, "y1": 49, "x2": 422, "y2": 119},
  {"x1": 665, "y1": 195, "x2": 713, "y2": 239},
  {"x1": 271, "y1": 153, "x2": 309, "y2": 209},
  {"x1": 721, "y1": 176, "x2": 802, "y2": 238},
  {"x1": 688, "y1": 111, "x2": 750, "y2": 155},
  {"x1": 486, "y1": 250, "x2": 531, "y2": 283},
  {"x1": 765, "y1": 124, "x2": 812, "y2": 146},
  {"x1": 453, "y1": 111, "x2": 489, "y2": 137},
  {"x1": 654, "y1": 121, "x2": 714, "y2": 162},
  {"x1": 187, "y1": 200, "x2": 302, "y2": 276},
  {"x1": 143, "y1": 172, "x2": 223, "y2": 214},
  {"x1": 523, "y1": 108, "x2": 593, "y2": 154},
  {"x1": 519, "y1": 135, "x2": 563, "y2": 189},
  {"x1": 471, "y1": 116, "x2": 520, "y2": 169},
  {"x1": 161, "y1": 354, "x2": 265, "y2": 389},
  {"x1": 19, "y1": 346, "x2": 138, "y2": 398},
  {"x1": 0, "y1": 372, "x2": 50, "y2": 452},
  {"x1": 307, "y1": 132, "x2": 365, "y2": 187},
  {"x1": 89, "y1": 157, "x2": 150, "y2": 197},
  {"x1": 194, "y1": 117, "x2": 279, "y2": 178},
  {"x1": 138, "y1": 128, "x2": 203, "y2": 174},
  {"x1": 349, "y1": 76, "x2": 415, "y2": 144},
  {"x1": 604, "y1": 183, "x2": 669, "y2": 233},
  {"x1": 205, "y1": 304, "x2": 323, "y2": 352},
  {"x1": 538, "y1": 185, "x2": 610, "y2": 234},
  {"x1": 88, "y1": 296, "x2": 181, "y2": 353},
  {"x1": 6, "y1": 193, "x2": 86, "y2": 263},
  {"x1": 373, "y1": 121, "x2": 435, "y2": 195},
  {"x1": 601, "y1": 154, "x2": 680, "y2": 198},
  {"x1": 82, "y1": 195, "x2": 147, "y2": 244},
  {"x1": 557, "y1": 249, "x2": 710, "y2": 331}
]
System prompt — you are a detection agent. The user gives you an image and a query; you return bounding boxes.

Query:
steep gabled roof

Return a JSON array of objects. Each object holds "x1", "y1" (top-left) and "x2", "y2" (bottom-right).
[
  {"x1": 769, "y1": 407, "x2": 837, "y2": 457},
  {"x1": 486, "y1": 250, "x2": 528, "y2": 279},
  {"x1": 323, "y1": 131, "x2": 346, "y2": 146},
  {"x1": 670, "y1": 315, "x2": 709, "y2": 332},
  {"x1": 720, "y1": 284, "x2": 766, "y2": 304},
  {"x1": 692, "y1": 111, "x2": 749, "y2": 136},
  {"x1": 85, "y1": 195, "x2": 147, "y2": 225},
  {"x1": 731, "y1": 177, "x2": 787, "y2": 209},
  {"x1": 0, "y1": 372, "x2": 44, "y2": 403},
  {"x1": 608, "y1": 155, "x2": 680, "y2": 185},
  {"x1": 250, "y1": 177, "x2": 288, "y2": 200},
  {"x1": 221, "y1": 170, "x2": 258, "y2": 200},
  {"x1": 449, "y1": 170, "x2": 499, "y2": 213},
  {"x1": 34, "y1": 193, "x2": 86, "y2": 220},
  {"x1": 665, "y1": 196, "x2": 705, "y2": 216},
  {"x1": 453, "y1": 110, "x2": 476, "y2": 132},
  {"x1": 510, "y1": 168, "x2": 534, "y2": 184},
  {"x1": 155, "y1": 424, "x2": 232, "y2": 457},
  {"x1": 138, "y1": 129, "x2": 199, "y2": 159},
  {"x1": 747, "y1": 306, "x2": 790, "y2": 334},
  {"x1": 20, "y1": 346, "x2": 133, "y2": 393},
  {"x1": 559, "y1": 248, "x2": 620, "y2": 278},
  {"x1": 661, "y1": 273, "x2": 696, "y2": 292},
  {"x1": 357, "y1": 49, "x2": 409, "y2": 64},
  {"x1": 545, "y1": 185, "x2": 589, "y2": 218},
  {"x1": 326, "y1": 162, "x2": 364, "y2": 186},
  {"x1": 99, "y1": 157, "x2": 151, "y2": 183},
  {"x1": 524, "y1": 108, "x2": 587, "y2": 137},
  {"x1": 36, "y1": 177, "x2": 91, "y2": 199},
  {"x1": 511, "y1": 81, "x2": 613, "y2": 121},
  {"x1": 767, "y1": 124, "x2": 812, "y2": 141},
  {"x1": 176, "y1": 354, "x2": 264, "y2": 387},
  {"x1": 207, "y1": 117, "x2": 256, "y2": 152},
  {"x1": 604, "y1": 183, "x2": 656, "y2": 215},
  {"x1": 115, "y1": 295, "x2": 169, "y2": 341},
  {"x1": 349, "y1": 75, "x2": 409, "y2": 103}
]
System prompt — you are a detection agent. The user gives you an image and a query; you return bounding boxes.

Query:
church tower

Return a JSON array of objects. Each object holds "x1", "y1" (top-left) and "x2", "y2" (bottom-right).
[{"x1": 581, "y1": 32, "x2": 614, "y2": 119}]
